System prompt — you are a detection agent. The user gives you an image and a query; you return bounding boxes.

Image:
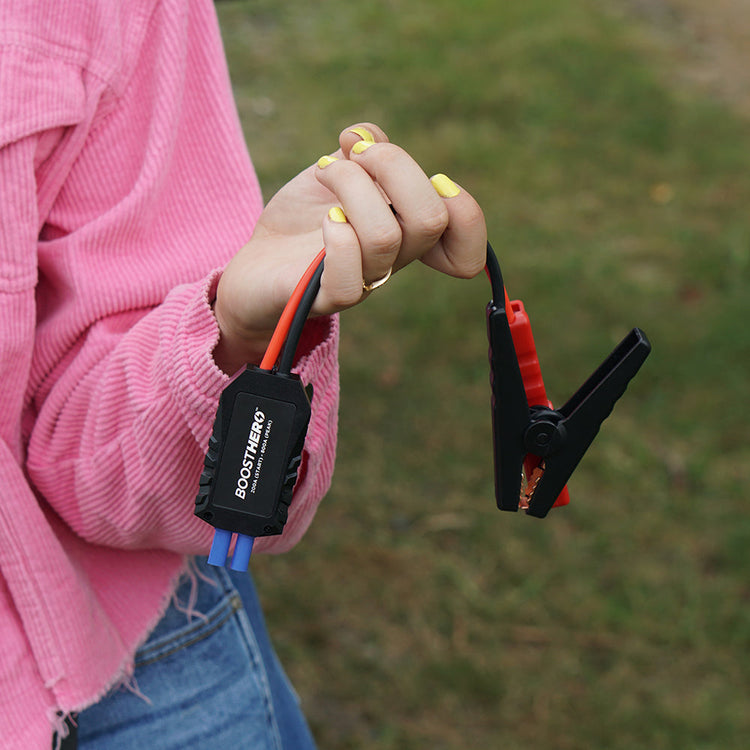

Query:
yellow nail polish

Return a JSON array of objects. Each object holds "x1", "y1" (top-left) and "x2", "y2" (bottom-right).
[
  {"x1": 328, "y1": 206, "x2": 347, "y2": 223},
  {"x1": 430, "y1": 173, "x2": 461, "y2": 198},
  {"x1": 317, "y1": 155, "x2": 338, "y2": 168},
  {"x1": 348, "y1": 126, "x2": 375, "y2": 143},
  {"x1": 352, "y1": 140, "x2": 374, "y2": 155}
]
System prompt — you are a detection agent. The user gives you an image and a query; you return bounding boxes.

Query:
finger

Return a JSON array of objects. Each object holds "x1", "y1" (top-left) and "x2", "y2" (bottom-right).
[
  {"x1": 419, "y1": 174, "x2": 487, "y2": 279},
  {"x1": 315, "y1": 155, "x2": 402, "y2": 286},
  {"x1": 346, "y1": 138, "x2": 450, "y2": 268},
  {"x1": 314, "y1": 207, "x2": 366, "y2": 313},
  {"x1": 338, "y1": 122, "x2": 390, "y2": 156}
]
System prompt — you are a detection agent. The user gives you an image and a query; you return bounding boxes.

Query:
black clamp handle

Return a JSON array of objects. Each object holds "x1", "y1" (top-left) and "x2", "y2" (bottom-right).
[{"x1": 486, "y1": 243, "x2": 651, "y2": 517}]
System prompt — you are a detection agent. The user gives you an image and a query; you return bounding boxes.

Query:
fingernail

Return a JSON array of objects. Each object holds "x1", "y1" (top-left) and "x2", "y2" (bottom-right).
[
  {"x1": 352, "y1": 140, "x2": 374, "y2": 155},
  {"x1": 328, "y1": 206, "x2": 347, "y2": 223},
  {"x1": 430, "y1": 174, "x2": 461, "y2": 198},
  {"x1": 317, "y1": 155, "x2": 338, "y2": 168},
  {"x1": 348, "y1": 126, "x2": 375, "y2": 143}
]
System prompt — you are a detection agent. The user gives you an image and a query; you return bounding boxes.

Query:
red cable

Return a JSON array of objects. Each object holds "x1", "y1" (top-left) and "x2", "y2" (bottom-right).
[{"x1": 259, "y1": 248, "x2": 327, "y2": 371}]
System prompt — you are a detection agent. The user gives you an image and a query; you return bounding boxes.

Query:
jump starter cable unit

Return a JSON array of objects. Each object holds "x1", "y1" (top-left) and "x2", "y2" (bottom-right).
[{"x1": 196, "y1": 242, "x2": 650, "y2": 571}]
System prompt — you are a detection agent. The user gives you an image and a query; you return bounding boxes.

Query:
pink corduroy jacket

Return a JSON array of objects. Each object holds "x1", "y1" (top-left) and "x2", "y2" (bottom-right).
[{"x1": 0, "y1": 1, "x2": 339, "y2": 746}]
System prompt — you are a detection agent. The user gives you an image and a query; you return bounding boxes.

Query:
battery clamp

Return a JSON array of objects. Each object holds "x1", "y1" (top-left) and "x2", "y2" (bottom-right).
[
  {"x1": 195, "y1": 242, "x2": 650, "y2": 570},
  {"x1": 485, "y1": 249, "x2": 651, "y2": 517}
]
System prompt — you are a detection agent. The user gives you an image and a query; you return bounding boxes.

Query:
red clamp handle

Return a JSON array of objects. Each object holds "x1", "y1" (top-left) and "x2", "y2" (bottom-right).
[{"x1": 505, "y1": 294, "x2": 570, "y2": 509}]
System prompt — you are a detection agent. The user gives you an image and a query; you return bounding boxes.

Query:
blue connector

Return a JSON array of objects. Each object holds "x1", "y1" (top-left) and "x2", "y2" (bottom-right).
[
  {"x1": 207, "y1": 529, "x2": 255, "y2": 571},
  {"x1": 230, "y1": 534, "x2": 255, "y2": 572},
  {"x1": 207, "y1": 528, "x2": 233, "y2": 567}
]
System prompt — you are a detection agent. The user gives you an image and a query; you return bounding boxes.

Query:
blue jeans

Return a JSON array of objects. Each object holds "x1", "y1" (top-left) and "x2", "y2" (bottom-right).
[{"x1": 76, "y1": 559, "x2": 316, "y2": 750}]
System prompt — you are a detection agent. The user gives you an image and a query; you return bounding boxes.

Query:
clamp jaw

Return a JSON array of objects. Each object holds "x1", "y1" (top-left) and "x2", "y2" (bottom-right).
[{"x1": 486, "y1": 244, "x2": 651, "y2": 518}]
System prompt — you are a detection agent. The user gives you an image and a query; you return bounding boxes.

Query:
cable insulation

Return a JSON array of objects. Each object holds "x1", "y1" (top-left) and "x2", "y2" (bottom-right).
[
  {"x1": 278, "y1": 257, "x2": 325, "y2": 374},
  {"x1": 259, "y1": 248, "x2": 327, "y2": 371}
]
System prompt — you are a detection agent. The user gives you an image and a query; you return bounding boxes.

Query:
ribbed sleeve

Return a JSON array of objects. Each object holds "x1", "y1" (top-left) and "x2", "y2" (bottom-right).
[{"x1": 0, "y1": 1, "x2": 340, "y2": 746}]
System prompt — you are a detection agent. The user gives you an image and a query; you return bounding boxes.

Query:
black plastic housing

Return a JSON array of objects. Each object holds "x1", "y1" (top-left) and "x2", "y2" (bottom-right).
[{"x1": 194, "y1": 367, "x2": 311, "y2": 537}]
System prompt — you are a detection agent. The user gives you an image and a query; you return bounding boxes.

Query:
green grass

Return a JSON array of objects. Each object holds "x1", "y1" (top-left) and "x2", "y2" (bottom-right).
[{"x1": 218, "y1": 1, "x2": 750, "y2": 747}]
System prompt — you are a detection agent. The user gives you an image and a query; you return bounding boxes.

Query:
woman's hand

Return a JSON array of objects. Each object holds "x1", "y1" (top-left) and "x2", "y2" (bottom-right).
[{"x1": 212, "y1": 123, "x2": 487, "y2": 374}]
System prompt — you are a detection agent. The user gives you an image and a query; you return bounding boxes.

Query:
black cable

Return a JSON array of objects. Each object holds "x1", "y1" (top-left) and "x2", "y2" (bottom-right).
[
  {"x1": 277, "y1": 256, "x2": 325, "y2": 375},
  {"x1": 485, "y1": 241, "x2": 504, "y2": 307}
]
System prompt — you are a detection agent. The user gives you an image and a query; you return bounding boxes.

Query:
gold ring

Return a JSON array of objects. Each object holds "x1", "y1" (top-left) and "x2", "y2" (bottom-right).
[{"x1": 362, "y1": 267, "x2": 392, "y2": 293}]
